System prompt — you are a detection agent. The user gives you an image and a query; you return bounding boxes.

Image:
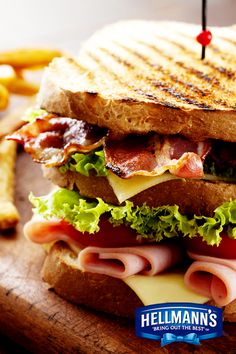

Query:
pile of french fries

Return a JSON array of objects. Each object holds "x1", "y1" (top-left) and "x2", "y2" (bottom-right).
[
  {"x1": 0, "y1": 48, "x2": 62, "y2": 230},
  {"x1": 0, "y1": 48, "x2": 62, "y2": 110},
  {"x1": 0, "y1": 139, "x2": 20, "y2": 229}
]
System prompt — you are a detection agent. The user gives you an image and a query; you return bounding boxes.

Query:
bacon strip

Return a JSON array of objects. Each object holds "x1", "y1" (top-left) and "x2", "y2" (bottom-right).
[
  {"x1": 184, "y1": 252, "x2": 236, "y2": 306},
  {"x1": 8, "y1": 114, "x2": 107, "y2": 167},
  {"x1": 9, "y1": 112, "x2": 212, "y2": 178},
  {"x1": 104, "y1": 135, "x2": 211, "y2": 179},
  {"x1": 78, "y1": 244, "x2": 183, "y2": 279}
]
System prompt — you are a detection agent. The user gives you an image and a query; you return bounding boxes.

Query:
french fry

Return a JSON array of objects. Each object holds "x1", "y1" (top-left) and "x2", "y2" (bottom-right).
[
  {"x1": 0, "y1": 83, "x2": 9, "y2": 110},
  {"x1": 8, "y1": 78, "x2": 39, "y2": 96},
  {"x1": 0, "y1": 139, "x2": 19, "y2": 229},
  {"x1": 0, "y1": 65, "x2": 16, "y2": 87},
  {"x1": 0, "y1": 96, "x2": 36, "y2": 138},
  {"x1": 14, "y1": 68, "x2": 24, "y2": 78},
  {"x1": 0, "y1": 47, "x2": 61, "y2": 109},
  {"x1": 0, "y1": 48, "x2": 62, "y2": 69}
]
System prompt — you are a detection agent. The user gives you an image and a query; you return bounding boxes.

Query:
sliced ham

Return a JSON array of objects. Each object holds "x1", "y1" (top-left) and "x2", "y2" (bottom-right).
[
  {"x1": 78, "y1": 244, "x2": 183, "y2": 279},
  {"x1": 188, "y1": 252, "x2": 236, "y2": 270},
  {"x1": 24, "y1": 216, "x2": 145, "y2": 248},
  {"x1": 185, "y1": 252, "x2": 236, "y2": 306},
  {"x1": 104, "y1": 134, "x2": 211, "y2": 179},
  {"x1": 80, "y1": 251, "x2": 150, "y2": 278},
  {"x1": 8, "y1": 114, "x2": 107, "y2": 167},
  {"x1": 24, "y1": 217, "x2": 82, "y2": 245},
  {"x1": 25, "y1": 217, "x2": 183, "y2": 278}
]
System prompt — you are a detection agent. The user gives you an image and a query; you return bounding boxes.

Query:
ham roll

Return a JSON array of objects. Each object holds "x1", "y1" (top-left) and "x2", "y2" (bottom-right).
[
  {"x1": 78, "y1": 243, "x2": 183, "y2": 279},
  {"x1": 185, "y1": 252, "x2": 236, "y2": 306},
  {"x1": 24, "y1": 217, "x2": 80, "y2": 245},
  {"x1": 25, "y1": 218, "x2": 183, "y2": 279},
  {"x1": 25, "y1": 217, "x2": 96, "y2": 248}
]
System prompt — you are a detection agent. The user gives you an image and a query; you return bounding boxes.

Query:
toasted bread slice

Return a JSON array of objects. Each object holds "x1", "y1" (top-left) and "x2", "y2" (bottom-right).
[
  {"x1": 42, "y1": 242, "x2": 236, "y2": 321},
  {"x1": 38, "y1": 21, "x2": 236, "y2": 141},
  {"x1": 43, "y1": 166, "x2": 236, "y2": 216}
]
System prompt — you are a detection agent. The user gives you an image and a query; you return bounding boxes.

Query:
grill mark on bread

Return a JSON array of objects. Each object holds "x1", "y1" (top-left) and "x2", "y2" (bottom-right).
[
  {"x1": 78, "y1": 22, "x2": 235, "y2": 112},
  {"x1": 151, "y1": 82, "x2": 211, "y2": 108},
  {"x1": 131, "y1": 89, "x2": 166, "y2": 104},
  {"x1": 84, "y1": 32, "x2": 236, "y2": 110},
  {"x1": 219, "y1": 36, "x2": 236, "y2": 46},
  {"x1": 160, "y1": 37, "x2": 236, "y2": 81},
  {"x1": 174, "y1": 31, "x2": 236, "y2": 64},
  {"x1": 136, "y1": 40, "x2": 219, "y2": 84},
  {"x1": 86, "y1": 52, "x2": 168, "y2": 105},
  {"x1": 136, "y1": 40, "x2": 235, "y2": 96},
  {"x1": 208, "y1": 46, "x2": 236, "y2": 65},
  {"x1": 85, "y1": 52, "x2": 158, "y2": 105},
  {"x1": 114, "y1": 43, "x2": 235, "y2": 109},
  {"x1": 87, "y1": 51, "x2": 197, "y2": 108},
  {"x1": 71, "y1": 23, "x2": 236, "y2": 111},
  {"x1": 100, "y1": 47, "x2": 234, "y2": 110},
  {"x1": 115, "y1": 42, "x2": 208, "y2": 97},
  {"x1": 161, "y1": 36, "x2": 236, "y2": 77},
  {"x1": 205, "y1": 61, "x2": 235, "y2": 80},
  {"x1": 99, "y1": 48, "x2": 212, "y2": 109}
]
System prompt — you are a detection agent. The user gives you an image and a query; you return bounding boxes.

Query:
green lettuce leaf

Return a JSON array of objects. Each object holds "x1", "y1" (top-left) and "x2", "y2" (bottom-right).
[
  {"x1": 59, "y1": 150, "x2": 107, "y2": 177},
  {"x1": 29, "y1": 188, "x2": 236, "y2": 246},
  {"x1": 204, "y1": 158, "x2": 236, "y2": 180},
  {"x1": 23, "y1": 108, "x2": 48, "y2": 122}
]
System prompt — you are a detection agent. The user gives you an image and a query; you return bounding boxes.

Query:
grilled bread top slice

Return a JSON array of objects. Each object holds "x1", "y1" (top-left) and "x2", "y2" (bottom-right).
[{"x1": 38, "y1": 21, "x2": 236, "y2": 141}]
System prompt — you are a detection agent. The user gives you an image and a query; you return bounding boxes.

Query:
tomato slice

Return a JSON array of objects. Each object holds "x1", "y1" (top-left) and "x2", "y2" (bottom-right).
[
  {"x1": 56, "y1": 218, "x2": 144, "y2": 248},
  {"x1": 184, "y1": 232, "x2": 236, "y2": 259}
]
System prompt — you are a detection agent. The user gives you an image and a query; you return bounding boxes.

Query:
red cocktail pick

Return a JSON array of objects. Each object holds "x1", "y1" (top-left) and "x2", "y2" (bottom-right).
[
  {"x1": 196, "y1": 30, "x2": 212, "y2": 47},
  {"x1": 197, "y1": 0, "x2": 212, "y2": 59}
]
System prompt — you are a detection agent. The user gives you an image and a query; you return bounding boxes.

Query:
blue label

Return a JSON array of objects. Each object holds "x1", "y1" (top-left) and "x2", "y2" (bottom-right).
[{"x1": 135, "y1": 302, "x2": 222, "y2": 346}]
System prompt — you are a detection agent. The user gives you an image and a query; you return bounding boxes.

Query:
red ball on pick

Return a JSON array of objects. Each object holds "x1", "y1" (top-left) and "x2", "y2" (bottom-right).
[{"x1": 196, "y1": 30, "x2": 212, "y2": 46}]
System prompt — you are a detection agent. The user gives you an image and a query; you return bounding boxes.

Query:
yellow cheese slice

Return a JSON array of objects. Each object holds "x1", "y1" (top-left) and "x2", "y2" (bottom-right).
[
  {"x1": 124, "y1": 269, "x2": 209, "y2": 305},
  {"x1": 107, "y1": 171, "x2": 181, "y2": 203},
  {"x1": 107, "y1": 171, "x2": 235, "y2": 204}
]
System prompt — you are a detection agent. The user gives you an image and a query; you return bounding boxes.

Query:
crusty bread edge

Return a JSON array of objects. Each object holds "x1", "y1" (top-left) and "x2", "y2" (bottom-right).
[{"x1": 42, "y1": 242, "x2": 236, "y2": 322}]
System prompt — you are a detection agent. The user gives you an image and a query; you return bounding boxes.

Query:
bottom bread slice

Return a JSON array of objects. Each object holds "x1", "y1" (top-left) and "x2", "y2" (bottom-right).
[
  {"x1": 42, "y1": 242, "x2": 143, "y2": 317},
  {"x1": 42, "y1": 242, "x2": 236, "y2": 321}
]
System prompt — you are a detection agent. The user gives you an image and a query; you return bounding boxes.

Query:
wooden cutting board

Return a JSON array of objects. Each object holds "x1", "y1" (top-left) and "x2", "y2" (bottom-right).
[{"x1": 0, "y1": 149, "x2": 235, "y2": 354}]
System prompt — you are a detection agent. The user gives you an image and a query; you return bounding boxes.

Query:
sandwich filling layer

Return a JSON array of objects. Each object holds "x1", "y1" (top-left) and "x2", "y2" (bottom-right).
[
  {"x1": 8, "y1": 108, "x2": 236, "y2": 307},
  {"x1": 29, "y1": 188, "x2": 236, "y2": 246},
  {"x1": 10, "y1": 111, "x2": 236, "y2": 188},
  {"x1": 24, "y1": 214, "x2": 236, "y2": 307}
]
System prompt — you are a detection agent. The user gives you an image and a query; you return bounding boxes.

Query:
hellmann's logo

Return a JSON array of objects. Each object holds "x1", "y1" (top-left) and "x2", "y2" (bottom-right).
[{"x1": 135, "y1": 303, "x2": 222, "y2": 346}]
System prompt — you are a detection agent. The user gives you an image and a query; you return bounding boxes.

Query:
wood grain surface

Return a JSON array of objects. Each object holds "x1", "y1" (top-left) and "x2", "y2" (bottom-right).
[{"x1": 0, "y1": 144, "x2": 234, "y2": 354}]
